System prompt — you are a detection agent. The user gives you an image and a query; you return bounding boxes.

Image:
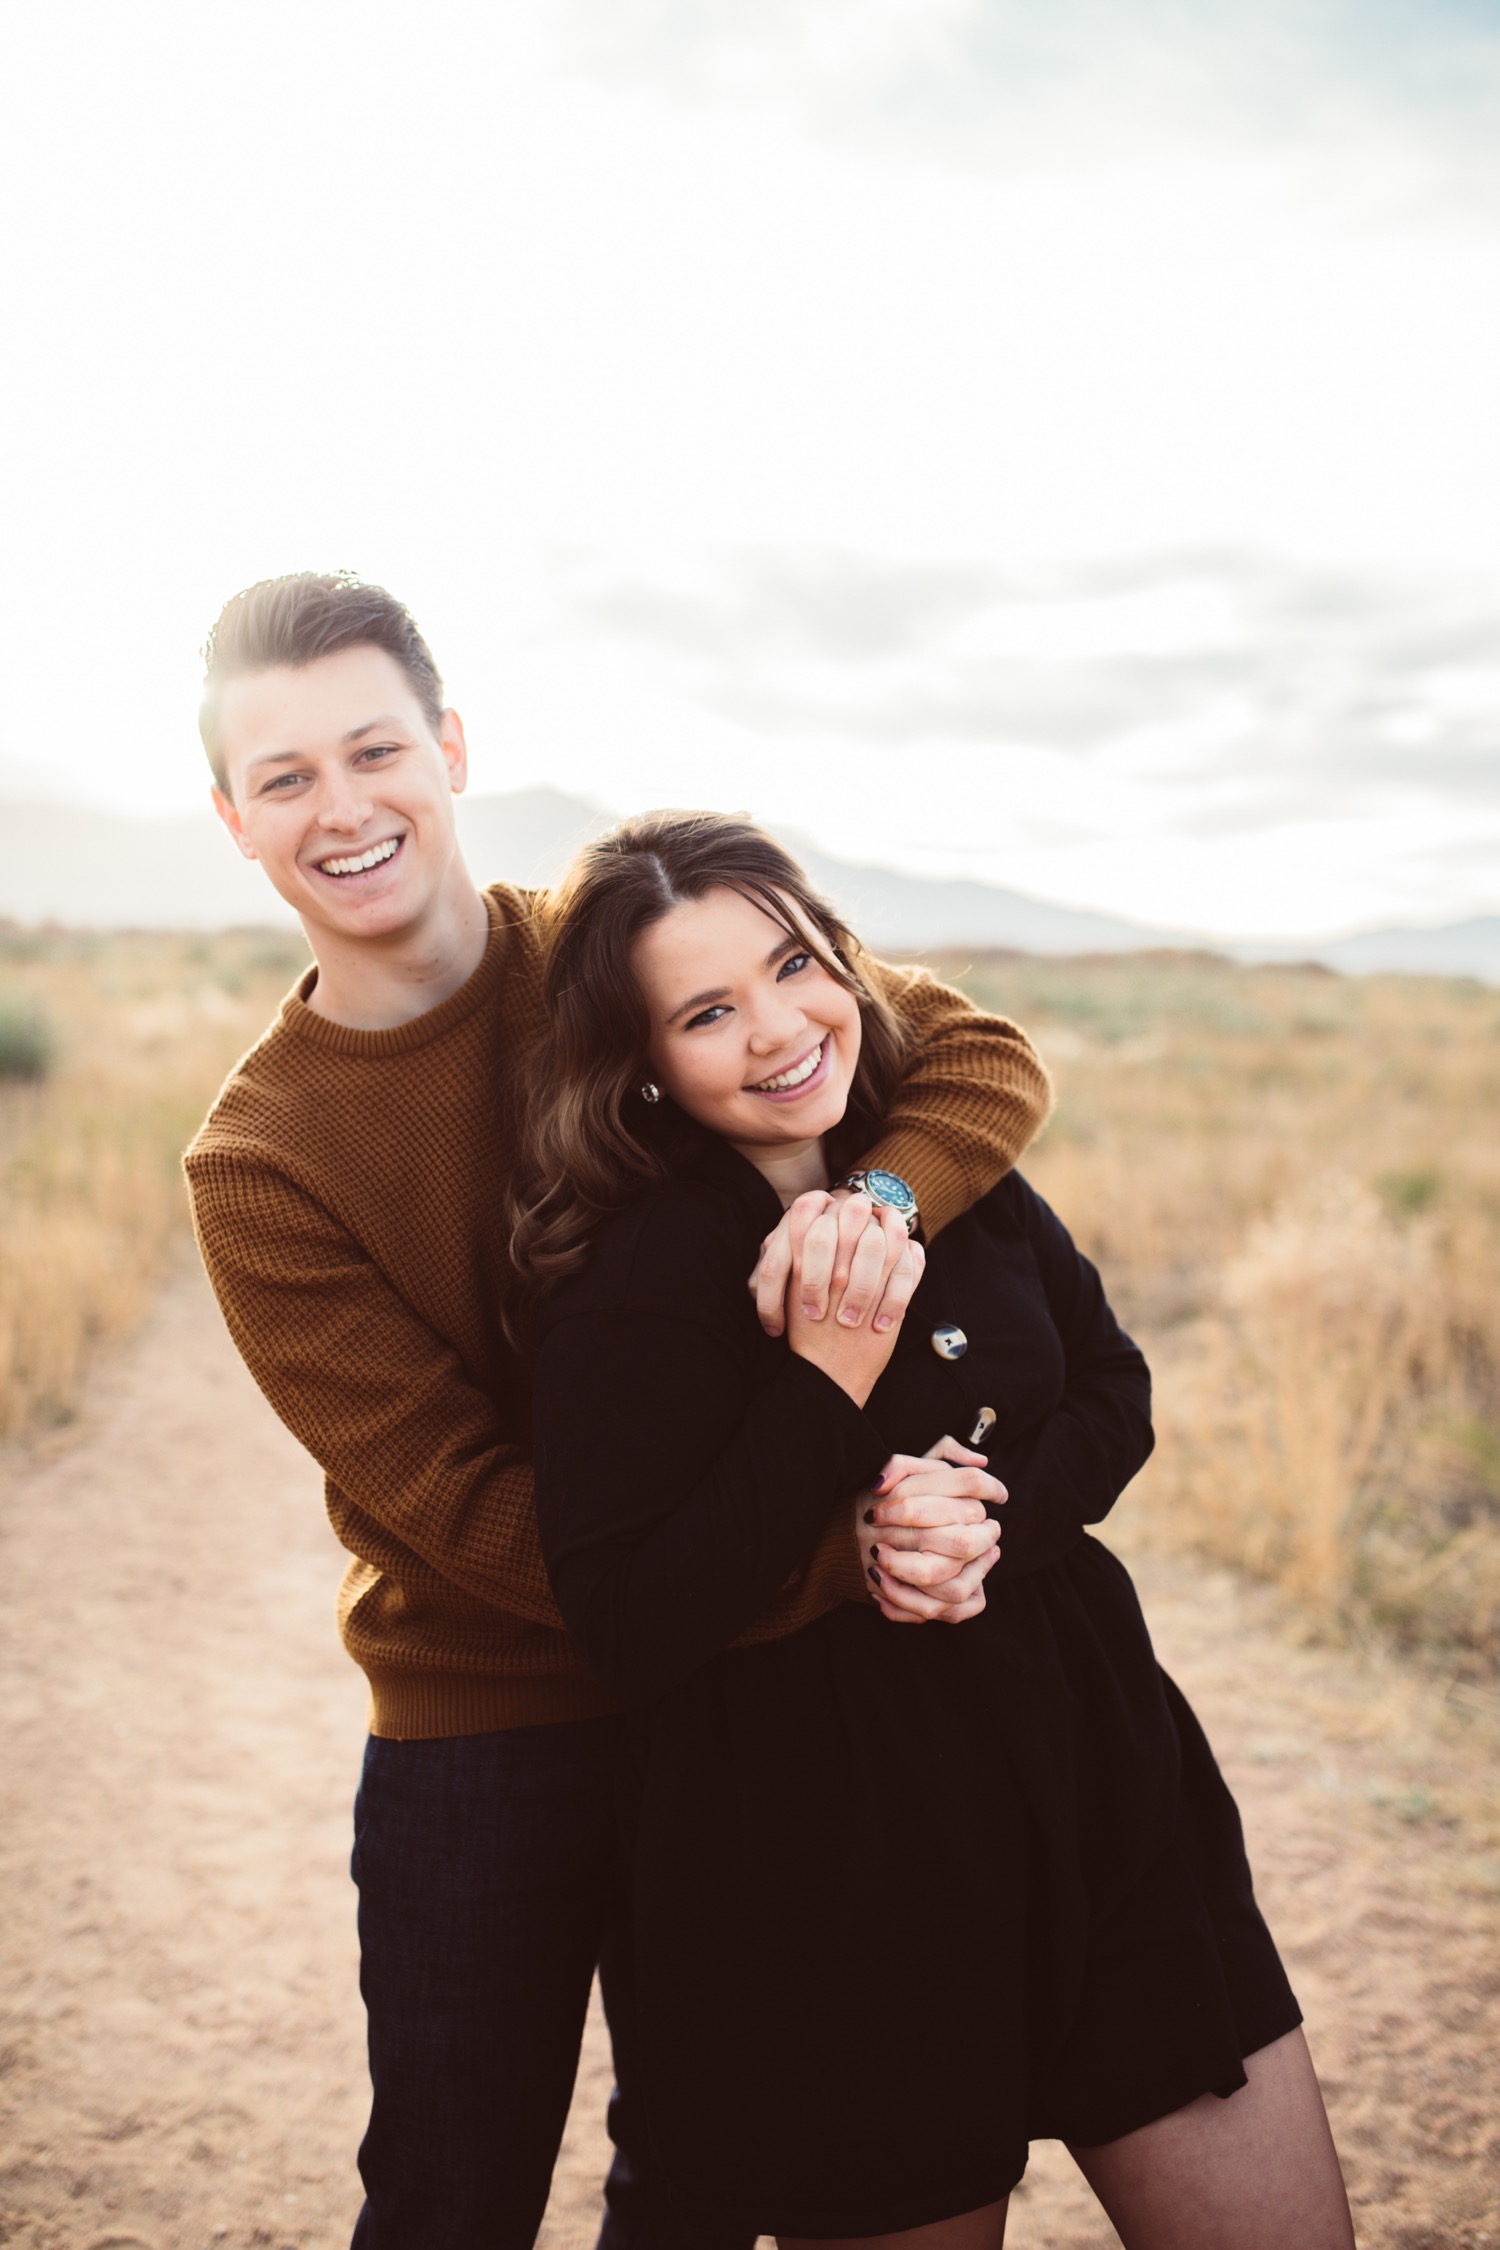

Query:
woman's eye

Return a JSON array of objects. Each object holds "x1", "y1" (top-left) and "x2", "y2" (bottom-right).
[
  {"x1": 685, "y1": 1004, "x2": 729, "y2": 1031},
  {"x1": 778, "y1": 951, "x2": 812, "y2": 980}
]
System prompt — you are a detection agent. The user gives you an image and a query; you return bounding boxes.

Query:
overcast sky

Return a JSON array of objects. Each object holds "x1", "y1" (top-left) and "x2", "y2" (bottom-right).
[{"x1": 2, "y1": 0, "x2": 1498, "y2": 938}]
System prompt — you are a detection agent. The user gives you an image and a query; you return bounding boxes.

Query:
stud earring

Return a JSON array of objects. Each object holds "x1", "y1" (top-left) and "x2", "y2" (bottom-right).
[{"x1": 640, "y1": 1081, "x2": 661, "y2": 1104}]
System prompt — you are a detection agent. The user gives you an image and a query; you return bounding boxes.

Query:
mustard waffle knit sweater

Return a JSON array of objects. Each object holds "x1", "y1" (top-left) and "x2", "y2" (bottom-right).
[{"x1": 185, "y1": 885, "x2": 1052, "y2": 1739}]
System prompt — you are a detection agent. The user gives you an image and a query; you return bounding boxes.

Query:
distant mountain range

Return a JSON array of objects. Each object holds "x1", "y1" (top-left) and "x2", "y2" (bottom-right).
[{"x1": 2, "y1": 779, "x2": 1497, "y2": 983}]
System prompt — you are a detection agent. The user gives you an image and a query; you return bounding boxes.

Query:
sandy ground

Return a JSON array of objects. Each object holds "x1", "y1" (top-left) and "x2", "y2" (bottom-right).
[{"x1": 2, "y1": 1269, "x2": 1497, "y2": 2250}]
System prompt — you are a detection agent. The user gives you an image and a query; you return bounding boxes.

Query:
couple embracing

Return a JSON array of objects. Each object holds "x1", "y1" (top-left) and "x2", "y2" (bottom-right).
[{"x1": 187, "y1": 573, "x2": 1354, "y2": 2250}]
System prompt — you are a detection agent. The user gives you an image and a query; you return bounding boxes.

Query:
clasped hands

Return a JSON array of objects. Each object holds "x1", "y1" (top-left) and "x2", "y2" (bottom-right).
[{"x1": 751, "y1": 1187, "x2": 1004, "y2": 1624}]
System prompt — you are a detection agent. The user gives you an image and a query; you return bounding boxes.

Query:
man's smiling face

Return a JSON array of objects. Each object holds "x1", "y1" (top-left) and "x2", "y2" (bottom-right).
[{"x1": 211, "y1": 643, "x2": 470, "y2": 945}]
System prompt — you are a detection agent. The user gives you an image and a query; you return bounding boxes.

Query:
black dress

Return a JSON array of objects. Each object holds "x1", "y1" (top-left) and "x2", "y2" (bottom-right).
[{"x1": 534, "y1": 1141, "x2": 1299, "y2": 2239}]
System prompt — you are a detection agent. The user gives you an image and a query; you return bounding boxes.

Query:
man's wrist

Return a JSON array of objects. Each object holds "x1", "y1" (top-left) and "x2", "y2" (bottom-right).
[{"x1": 839, "y1": 1167, "x2": 919, "y2": 1236}]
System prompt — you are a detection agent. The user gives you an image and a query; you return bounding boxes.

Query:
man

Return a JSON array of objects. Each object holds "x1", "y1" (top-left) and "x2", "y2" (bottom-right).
[{"x1": 185, "y1": 571, "x2": 1052, "y2": 2248}]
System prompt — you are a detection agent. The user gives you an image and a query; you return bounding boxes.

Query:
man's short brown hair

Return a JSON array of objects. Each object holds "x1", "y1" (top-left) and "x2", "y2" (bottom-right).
[{"x1": 199, "y1": 572, "x2": 445, "y2": 791}]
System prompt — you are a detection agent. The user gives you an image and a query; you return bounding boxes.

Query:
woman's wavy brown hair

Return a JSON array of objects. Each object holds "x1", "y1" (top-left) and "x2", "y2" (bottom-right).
[{"x1": 507, "y1": 809, "x2": 907, "y2": 1305}]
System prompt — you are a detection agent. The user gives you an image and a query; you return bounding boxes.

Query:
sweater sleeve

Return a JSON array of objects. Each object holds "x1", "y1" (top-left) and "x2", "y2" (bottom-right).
[
  {"x1": 187, "y1": 1149, "x2": 565, "y2": 1630},
  {"x1": 990, "y1": 1181, "x2": 1155, "y2": 1579},
  {"x1": 534, "y1": 1203, "x2": 891, "y2": 1707},
  {"x1": 730, "y1": 1490, "x2": 873, "y2": 1643},
  {"x1": 854, "y1": 959, "x2": 1053, "y2": 1239}
]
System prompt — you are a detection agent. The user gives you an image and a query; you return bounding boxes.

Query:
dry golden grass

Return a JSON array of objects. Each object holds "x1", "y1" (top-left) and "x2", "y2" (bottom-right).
[
  {"x1": 938, "y1": 950, "x2": 1500, "y2": 1680},
  {"x1": 0, "y1": 923, "x2": 309, "y2": 1440},
  {"x1": 4, "y1": 926, "x2": 1497, "y2": 1677}
]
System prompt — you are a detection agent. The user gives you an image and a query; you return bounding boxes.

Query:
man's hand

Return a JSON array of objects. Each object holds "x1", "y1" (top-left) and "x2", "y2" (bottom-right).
[
  {"x1": 750, "y1": 1188, "x2": 920, "y2": 1338},
  {"x1": 856, "y1": 1436, "x2": 1006, "y2": 1625}
]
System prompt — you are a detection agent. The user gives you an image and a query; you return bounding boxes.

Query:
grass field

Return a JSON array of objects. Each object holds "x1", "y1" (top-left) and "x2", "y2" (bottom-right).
[
  {"x1": 3, "y1": 924, "x2": 1497, "y2": 1677},
  {"x1": 936, "y1": 949, "x2": 1500, "y2": 1682},
  {"x1": 0, "y1": 923, "x2": 309, "y2": 1440}
]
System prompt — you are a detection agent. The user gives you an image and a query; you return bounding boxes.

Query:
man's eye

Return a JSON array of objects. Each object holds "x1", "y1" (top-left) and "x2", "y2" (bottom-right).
[
  {"x1": 262, "y1": 772, "x2": 306, "y2": 792},
  {"x1": 359, "y1": 743, "x2": 399, "y2": 762},
  {"x1": 685, "y1": 1004, "x2": 729, "y2": 1030}
]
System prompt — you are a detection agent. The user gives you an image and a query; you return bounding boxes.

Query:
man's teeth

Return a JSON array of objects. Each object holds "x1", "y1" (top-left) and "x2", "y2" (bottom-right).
[
  {"x1": 321, "y1": 839, "x2": 400, "y2": 877},
  {"x1": 753, "y1": 1042, "x2": 824, "y2": 1093}
]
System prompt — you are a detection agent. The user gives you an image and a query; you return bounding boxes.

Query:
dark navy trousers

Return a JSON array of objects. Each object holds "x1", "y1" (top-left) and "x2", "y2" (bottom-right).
[{"x1": 349, "y1": 1716, "x2": 751, "y2": 2250}]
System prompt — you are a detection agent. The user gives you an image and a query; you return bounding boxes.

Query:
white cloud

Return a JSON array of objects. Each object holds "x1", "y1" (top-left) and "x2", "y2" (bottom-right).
[{"x1": 521, "y1": 543, "x2": 1500, "y2": 934}]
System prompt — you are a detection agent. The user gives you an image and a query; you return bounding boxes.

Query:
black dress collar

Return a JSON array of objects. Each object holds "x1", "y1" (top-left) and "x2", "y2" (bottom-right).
[{"x1": 684, "y1": 1130, "x2": 798, "y2": 1239}]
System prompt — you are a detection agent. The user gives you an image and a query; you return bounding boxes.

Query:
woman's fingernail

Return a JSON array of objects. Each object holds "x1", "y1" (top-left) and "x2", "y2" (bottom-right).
[
  {"x1": 862, "y1": 1508, "x2": 875, "y2": 1525},
  {"x1": 868, "y1": 1565, "x2": 882, "y2": 1587},
  {"x1": 870, "y1": 1545, "x2": 880, "y2": 1560}
]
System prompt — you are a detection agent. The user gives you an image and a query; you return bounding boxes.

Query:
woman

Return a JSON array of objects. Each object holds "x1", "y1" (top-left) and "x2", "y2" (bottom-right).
[{"x1": 514, "y1": 812, "x2": 1354, "y2": 2250}]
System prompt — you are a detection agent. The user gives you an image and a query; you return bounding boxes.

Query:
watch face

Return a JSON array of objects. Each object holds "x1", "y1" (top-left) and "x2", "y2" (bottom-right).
[{"x1": 865, "y1": 1168, "x2": 916, "y2": 1214}]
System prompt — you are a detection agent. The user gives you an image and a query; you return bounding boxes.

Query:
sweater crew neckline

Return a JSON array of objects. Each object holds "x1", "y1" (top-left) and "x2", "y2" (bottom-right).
[{"x1": 275, "y1": 886, "x2": 534, "y2": 1059}]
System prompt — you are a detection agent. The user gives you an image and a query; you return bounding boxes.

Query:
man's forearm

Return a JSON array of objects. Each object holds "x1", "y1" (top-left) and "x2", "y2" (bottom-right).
[
  {"x1": 859, "y1": 959, "x2": 1052, "y2": 1237},
  {"x1": 731, "y1": 1489, "x2": 871, "y2": 1647}
]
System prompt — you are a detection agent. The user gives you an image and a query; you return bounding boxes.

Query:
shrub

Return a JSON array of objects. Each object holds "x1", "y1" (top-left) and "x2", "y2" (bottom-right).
[{"x1": 0, "y1": 994, "x2": 53, "y2": 1081}]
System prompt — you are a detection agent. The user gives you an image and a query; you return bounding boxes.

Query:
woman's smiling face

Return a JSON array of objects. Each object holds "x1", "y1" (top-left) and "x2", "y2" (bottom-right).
[{"x1": 632, "y1": 884, "x2": 863, "y2": 1160}]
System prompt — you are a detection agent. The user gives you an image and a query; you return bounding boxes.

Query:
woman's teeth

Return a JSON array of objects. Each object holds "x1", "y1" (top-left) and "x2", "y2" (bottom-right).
[
  {"x1": 752, "y1": 1041, "x2": 824, "y2": 1093},
  {"x1": 321, "y1": 838, "x2": 400, "y2": 878}
]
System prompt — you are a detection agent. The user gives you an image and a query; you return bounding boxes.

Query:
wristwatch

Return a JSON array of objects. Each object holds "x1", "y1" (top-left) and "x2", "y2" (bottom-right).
[{"x1": 839, "y1": 1168, "x2": 919, "y2": 1236}]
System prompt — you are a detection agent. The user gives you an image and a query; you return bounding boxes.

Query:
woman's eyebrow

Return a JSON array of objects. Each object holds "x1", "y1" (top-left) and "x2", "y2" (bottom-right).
[
  {"x1": 665, "y1": 936, "x2": 801, "y2": 1025},
  {"x1": 665, "y1": 983, "x2": 728, "y2": 1026}
]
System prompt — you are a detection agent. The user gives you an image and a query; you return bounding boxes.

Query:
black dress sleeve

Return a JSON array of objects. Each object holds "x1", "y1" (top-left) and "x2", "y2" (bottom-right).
[
  {"x1": 533, "y1": 1186, "x2": 891, "y2": 1707},
  {"x1": 989, "y1": 1179, "x2": 1155, "y2": 1579}
]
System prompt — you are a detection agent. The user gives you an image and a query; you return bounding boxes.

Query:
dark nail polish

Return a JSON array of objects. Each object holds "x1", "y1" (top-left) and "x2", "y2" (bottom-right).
[
  {"x1": 862, "y1": 1508, "x2": 875, "y2": 1525},
  {"x1": 870, "y1": 1545, "x2": 880, "y2": 1560},
  {"x1": 868, "y1": 1565, "x2": 882, "y2": 1587}
]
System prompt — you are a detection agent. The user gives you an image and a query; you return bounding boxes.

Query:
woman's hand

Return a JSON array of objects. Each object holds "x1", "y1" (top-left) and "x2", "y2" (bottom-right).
[
  {"x1": 750, "y1": 1189, "x2": 922, "y2": 1338},
  {"x1": 785, "y1": 1222, "x2": 925, "y2": 1407},
  {"x1": 858, "y1": 1436, "x2": 1006, "y2": 1624}
]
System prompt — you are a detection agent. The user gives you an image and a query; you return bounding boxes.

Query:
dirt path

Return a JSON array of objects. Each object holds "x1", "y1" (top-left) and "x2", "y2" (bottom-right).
[{"x1": 2, "y1": 1271, "x2": 1496, "y2": 2250}]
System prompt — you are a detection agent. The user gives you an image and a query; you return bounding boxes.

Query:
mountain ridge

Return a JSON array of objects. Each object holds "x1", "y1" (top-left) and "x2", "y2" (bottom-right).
[{"x1": 1, "y1": 782, "x2": 1495, "y2": 982}]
